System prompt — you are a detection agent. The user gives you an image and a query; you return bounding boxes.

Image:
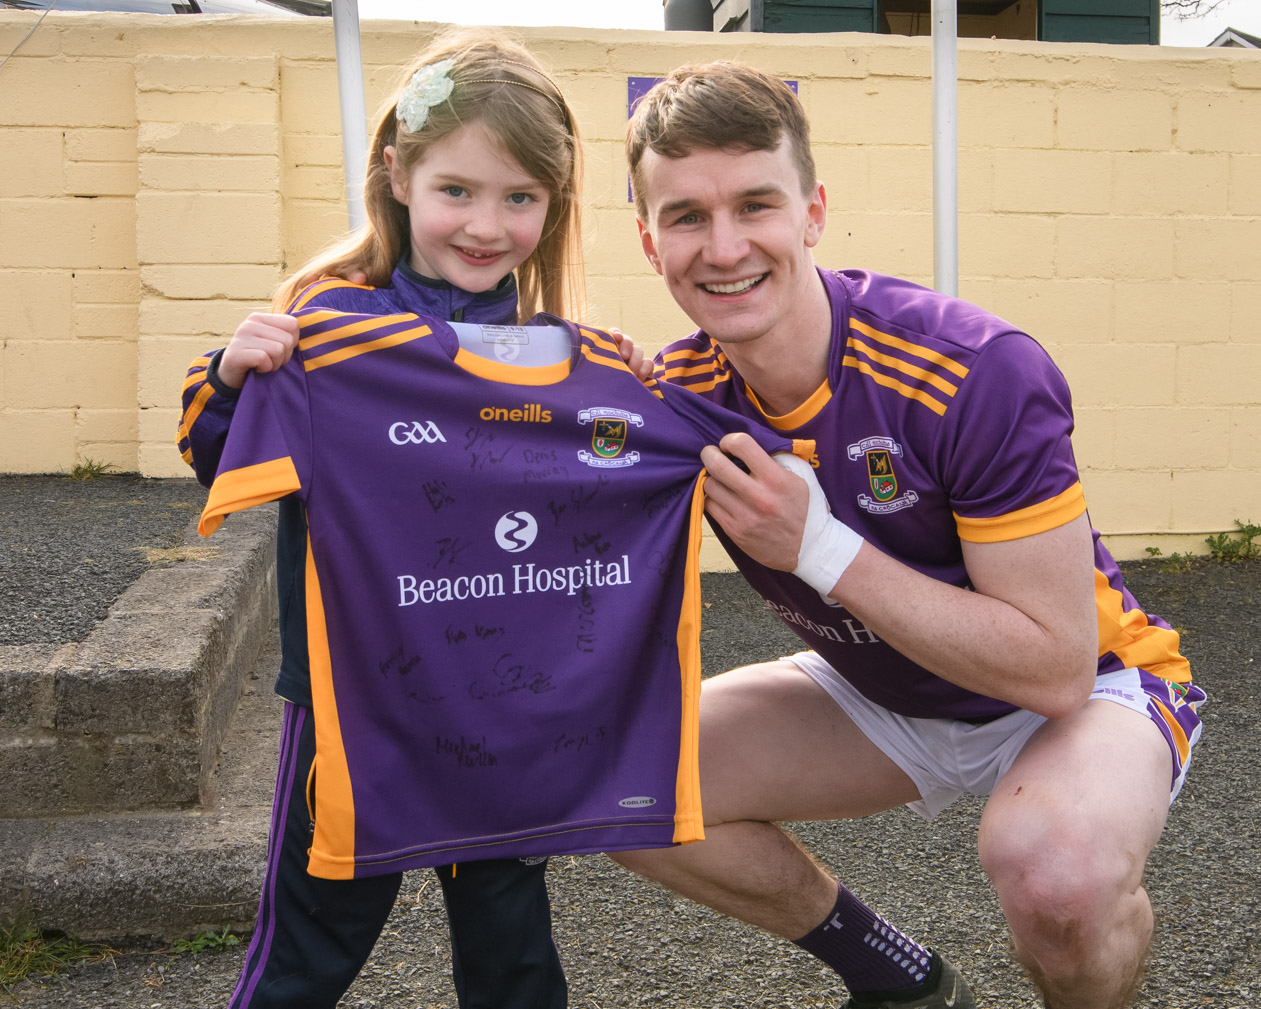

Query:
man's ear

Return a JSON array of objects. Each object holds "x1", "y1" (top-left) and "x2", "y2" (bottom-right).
[
  {"x1": 804, "y1": 181, "x2": 827, "y2": 249},
  {"x1": 638, "y1": 220, "x2": 663, "y2": 276},
  {"x1": 383, "y1": 145, "x2": 409, "y2": 205}
]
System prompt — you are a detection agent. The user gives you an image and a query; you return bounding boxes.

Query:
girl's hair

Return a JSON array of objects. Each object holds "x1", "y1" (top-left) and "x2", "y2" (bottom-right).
[{"x1": 274, "y1": 30, "x2": 584, "y2": 321}]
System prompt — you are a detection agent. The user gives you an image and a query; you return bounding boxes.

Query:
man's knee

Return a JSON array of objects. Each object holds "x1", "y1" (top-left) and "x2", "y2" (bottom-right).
[{"x1": 979, "y1": 816, "x2": 1137, "y2": 943}]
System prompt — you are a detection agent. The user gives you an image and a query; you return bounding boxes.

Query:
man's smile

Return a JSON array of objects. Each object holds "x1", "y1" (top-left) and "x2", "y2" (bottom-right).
[{"x1": 701, "y1": 273, "x2": 767, "y2": 295}]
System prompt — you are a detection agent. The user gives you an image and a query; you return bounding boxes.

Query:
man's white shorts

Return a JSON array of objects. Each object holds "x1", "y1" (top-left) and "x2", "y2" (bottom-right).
[{"x1": 787, "y1": 651, "x2": 1205, "y2": 820}]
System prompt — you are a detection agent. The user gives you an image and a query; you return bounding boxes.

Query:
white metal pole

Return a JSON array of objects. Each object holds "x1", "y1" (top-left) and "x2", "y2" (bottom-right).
[
  {"x1": 931, "y1": 0, "x2": 958, "y2": 297},
  {"x1": 332, "y1": 0, "x2": 368, "y2": 231}
]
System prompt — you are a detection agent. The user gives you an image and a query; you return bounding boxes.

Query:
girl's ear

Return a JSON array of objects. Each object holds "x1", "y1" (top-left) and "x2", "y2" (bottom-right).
[{"x1": 383, "y1": 145, "x2": 410, "y2": 205}]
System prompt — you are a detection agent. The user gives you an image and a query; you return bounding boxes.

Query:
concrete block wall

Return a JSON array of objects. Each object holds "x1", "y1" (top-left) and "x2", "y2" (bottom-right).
[{"x1": 0, "y1": 14, "x2": 1257, "y2": 559}]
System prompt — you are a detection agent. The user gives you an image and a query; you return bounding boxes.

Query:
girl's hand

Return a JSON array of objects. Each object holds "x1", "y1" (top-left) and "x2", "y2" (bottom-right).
[
  {"x1": 218, "y1": 313, "x2": 301, "y2": 389},
  {"x1": 609, "y1": 328, "x2": 653, "y2": 384}
]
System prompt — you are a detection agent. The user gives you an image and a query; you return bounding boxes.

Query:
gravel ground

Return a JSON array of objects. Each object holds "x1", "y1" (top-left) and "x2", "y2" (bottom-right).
[
  {"x1": 0, "y1": 474, "x2": 206, "y2": 645},
  {"x1": 3, "y1": 476, "x2": 1258, "y2": 1007}
]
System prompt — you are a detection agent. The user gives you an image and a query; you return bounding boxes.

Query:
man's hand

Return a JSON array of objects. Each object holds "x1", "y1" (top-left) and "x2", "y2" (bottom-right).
[
  {"x1": 218, "y1": 313, "x2": 301, "y2": 389},
  {"x1": 700, "y1": 432, "x2": 813, "y2": 574},
  {"x1": 608, "y1": 328, "x2": 654, "y2": 383},
  {"x1": 702, "y1": 433, "x2": 864, "y2": 596}
]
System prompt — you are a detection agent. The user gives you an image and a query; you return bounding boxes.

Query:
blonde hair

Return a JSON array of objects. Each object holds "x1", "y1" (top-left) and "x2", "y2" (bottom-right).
[
  {"x1": 274, "y1": 31, "x2": 584, "y2": 321},
  {"x1": 627, "y1": 61, "x2": 816, "y2": 220}
]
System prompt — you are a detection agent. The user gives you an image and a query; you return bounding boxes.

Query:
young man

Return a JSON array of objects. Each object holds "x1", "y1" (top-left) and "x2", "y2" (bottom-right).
[{"x1": 613, "y1": 61, "x2": 1203, "y2": 1009}]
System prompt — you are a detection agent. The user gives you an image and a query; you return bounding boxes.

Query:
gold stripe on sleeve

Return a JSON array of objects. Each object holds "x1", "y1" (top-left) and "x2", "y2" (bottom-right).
[
  {"x1": 849, "y1": 337, "x2": 960, "y2": 398},
  {"x1": 579, "y1": 327, "x2": 620, "y2": 355},
  {"x1": 288, "y1": 277, "x2": 373, "y2": 313},
  {"x1": 579, "y1": 343, "x2": 644, "y2": 377},
  {"x1": 304, "y1": 326, "x2": 433, "y2": 372},
  {"x1": 198, "y1": 457, "x2": 301, "y2": 536},
  {"x1": 841, "y1": 356, "x2": 949, "y2": 416},
  {"x1": 953, "y1": 483, "x2": 1086, "y2": 543},
  {"x1": 177, "y1": 381, "x2": 217, "y2": 450},
  {"x1": 298, "y1": 313, "x2": 421, "y2": 352},
  {"x1": 182, "y1": 364, "x2": 210, "y2": 393},
  {"x1": 850, "y1": 318, "x2": 970, "y2": 379}
]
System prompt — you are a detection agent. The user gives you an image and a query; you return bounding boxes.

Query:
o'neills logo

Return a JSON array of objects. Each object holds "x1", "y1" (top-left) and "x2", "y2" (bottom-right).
[
  {"x1": 480, "y1": 404, "x2": 552, "y2": 423},
  {"x1": 398, "y1": 555, "x2": 631, "y2": 606}
]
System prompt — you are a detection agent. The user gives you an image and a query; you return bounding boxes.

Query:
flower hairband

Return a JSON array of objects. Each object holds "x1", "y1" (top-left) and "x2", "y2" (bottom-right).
[
  {"x1": 396, "y1": 59, "x2": 456, "y2": 133},
  {"x1": 396, "y1": 57, "x2": 570, "y2": 134}
]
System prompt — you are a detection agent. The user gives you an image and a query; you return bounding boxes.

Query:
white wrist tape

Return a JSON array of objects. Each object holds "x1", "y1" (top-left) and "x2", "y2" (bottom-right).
[{"x1": 774, "y1": 453, "x2": 864, "y2": 596}]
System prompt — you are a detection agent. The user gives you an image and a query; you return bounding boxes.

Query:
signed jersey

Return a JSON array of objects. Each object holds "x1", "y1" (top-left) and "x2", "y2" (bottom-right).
[
  {"x1": 200, "y1": 310, "x2": 805, "y2": 879},
  {"x1": 655, "y1": 268, "x2": 1190, "y2": 721}
]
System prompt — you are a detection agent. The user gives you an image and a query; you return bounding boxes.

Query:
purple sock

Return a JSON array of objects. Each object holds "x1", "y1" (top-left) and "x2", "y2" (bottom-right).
[{"x1": 793, "y1": 883, "x2": 934, "y2": 994}]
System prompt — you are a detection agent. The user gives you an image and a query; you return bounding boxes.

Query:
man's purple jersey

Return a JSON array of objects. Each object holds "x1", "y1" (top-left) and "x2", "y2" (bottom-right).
[
  {"x1": 200, "y1": 308, "x2": 806, "y2": 879},
  {"x1": 656, "y1": 269, "x2": 1193, "y2": 730}
]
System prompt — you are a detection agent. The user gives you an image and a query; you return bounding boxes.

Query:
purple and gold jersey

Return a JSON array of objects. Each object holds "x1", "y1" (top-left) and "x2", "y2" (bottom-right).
[
  {"x1": 200, "y1": 309, "x2": 805, "y2": 879},
  {"x1": 656, "y1": 268, "x2": 1191, "y2": 722}
]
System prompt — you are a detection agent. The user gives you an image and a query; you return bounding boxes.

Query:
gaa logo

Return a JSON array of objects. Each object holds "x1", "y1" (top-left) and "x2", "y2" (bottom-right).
[
  {"x1": 389, "y1": 421, "x2": 446, "y2": 445},
  {"x1": 494, "y1": 511, "x2": 537, "y2": 553}
]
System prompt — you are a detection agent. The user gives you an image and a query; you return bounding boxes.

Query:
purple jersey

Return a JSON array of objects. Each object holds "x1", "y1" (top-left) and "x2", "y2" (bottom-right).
[
  {"x1": 200, "y1": 310, "x2": 804, "y2": 878},
  {"x1": 656, "y1": 268, "x2": 1190, "y2": 721}
]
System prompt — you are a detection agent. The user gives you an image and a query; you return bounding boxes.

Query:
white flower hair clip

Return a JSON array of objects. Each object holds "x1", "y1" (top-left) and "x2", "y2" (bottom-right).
[{"x1": 396, "y1": 59, "x2": 456, "y2": 133}]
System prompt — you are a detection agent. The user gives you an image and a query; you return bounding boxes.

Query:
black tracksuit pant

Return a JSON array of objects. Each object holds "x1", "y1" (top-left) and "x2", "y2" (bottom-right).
[{"x1": 229, "y1": 702, "x2": 567, "y2": 1008}]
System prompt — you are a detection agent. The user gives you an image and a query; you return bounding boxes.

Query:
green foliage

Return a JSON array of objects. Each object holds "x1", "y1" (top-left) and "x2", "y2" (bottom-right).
[
  {"x1": 1205, "y1": 520, "x2": 1260, "y2": 563},
  {"x1": 0, "y1": 916, "x2": 108, "y2": 991},
  {"x1": 65, "y1": 458, "x2": 117, "y2": 481},
  {"x1": 171, "y1": 926, "x2": 240, "y2": 955}
]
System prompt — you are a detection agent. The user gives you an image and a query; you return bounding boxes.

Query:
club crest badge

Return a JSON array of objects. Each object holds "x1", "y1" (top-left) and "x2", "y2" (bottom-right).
[
  {"x1": 592, "y1": 418, "x2": 627, "y2": 458},
  {"x1": 577, "y1": 408, "x2": 644, "y2": 469},
  {"x1": 866, "y1": 449, "x2": 897, "y2": 502},
  {"x1": 847, "y1": 436, "x2": 918, "y2": 515}
]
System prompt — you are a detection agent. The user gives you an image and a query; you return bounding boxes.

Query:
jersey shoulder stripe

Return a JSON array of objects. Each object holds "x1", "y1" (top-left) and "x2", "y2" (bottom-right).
[
  {"x1": 953, "y1": 482, "x2": 1086, "y2": 543},
  {"x1": 841, "y1": 356, "x2": 950, "y2": 416},
  {"x1": 842, "y1": 315, "x2": 978, "y2": 416},
  {"x1": 293, "y1": 310, "x2": 434, "y2": 372},
  {"x1": 849, "y1": 317, "x2": 971, "y2": 379},
  {"x1": 579, "y1": 328, "x2": 668, "y2": 399},
  {"x1": 657, "y1": 343, "x2": 735, "y2": 393},
  {"x1": 287, "y1": 277, "x2": 376, "y2": 313}
]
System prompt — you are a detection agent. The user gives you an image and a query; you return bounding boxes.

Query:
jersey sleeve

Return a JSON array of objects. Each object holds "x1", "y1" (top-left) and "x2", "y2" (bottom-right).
[
  {"x1": 177, "y1": 349, "x2": 240, "y2": 488},
  {"x1": 198, "y1": 355, "x2": 312, "y2": 537},
  {"x1": 939, "y1": 333, "x2": 1086, "y2": 543}
]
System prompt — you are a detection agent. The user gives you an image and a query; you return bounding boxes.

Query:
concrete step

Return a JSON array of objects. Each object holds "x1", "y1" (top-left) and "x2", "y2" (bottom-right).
[
  {"x1": 0, "y1": 508, "x2": 277, "y2": 818},
  {"x1": 0, "y1": 633, "x2": 283, "y2": 941}
]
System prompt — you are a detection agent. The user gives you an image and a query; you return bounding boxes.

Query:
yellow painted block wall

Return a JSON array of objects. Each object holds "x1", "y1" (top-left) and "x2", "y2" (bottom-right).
[{"x1": 0, "y1": 14, "x2": 1257, "y2": 560}]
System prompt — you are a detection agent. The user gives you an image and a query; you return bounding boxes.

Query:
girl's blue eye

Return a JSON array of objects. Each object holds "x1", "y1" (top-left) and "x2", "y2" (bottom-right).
[
  {"x1": 508, "y1": 192, "x2": 534, "y2": 205},
  {"x1": 443, "y1": 185, "x2": 465, "y2": 198}
]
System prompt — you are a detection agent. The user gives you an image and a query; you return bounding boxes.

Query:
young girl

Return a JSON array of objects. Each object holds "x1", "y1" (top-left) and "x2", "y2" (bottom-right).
[{"x1": 178, "y1": 32, "x2": 582, "y2": 1009}]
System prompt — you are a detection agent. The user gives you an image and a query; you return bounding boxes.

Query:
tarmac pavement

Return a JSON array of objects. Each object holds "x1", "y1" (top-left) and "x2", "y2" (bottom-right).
[{"x1": 2, "y1": 475, "x2": 1258, "y2": 1007}]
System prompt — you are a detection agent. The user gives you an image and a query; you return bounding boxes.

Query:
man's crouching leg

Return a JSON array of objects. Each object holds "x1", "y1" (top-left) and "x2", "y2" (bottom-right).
[{"x1": 978, "y1": 699, "x2": 1175, "y2": 1009}]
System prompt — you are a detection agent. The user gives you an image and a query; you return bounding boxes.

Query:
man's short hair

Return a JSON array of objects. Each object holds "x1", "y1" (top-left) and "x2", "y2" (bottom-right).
[{"x1": 626, "y1": 60, "x2": 817, "y2": 219}]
